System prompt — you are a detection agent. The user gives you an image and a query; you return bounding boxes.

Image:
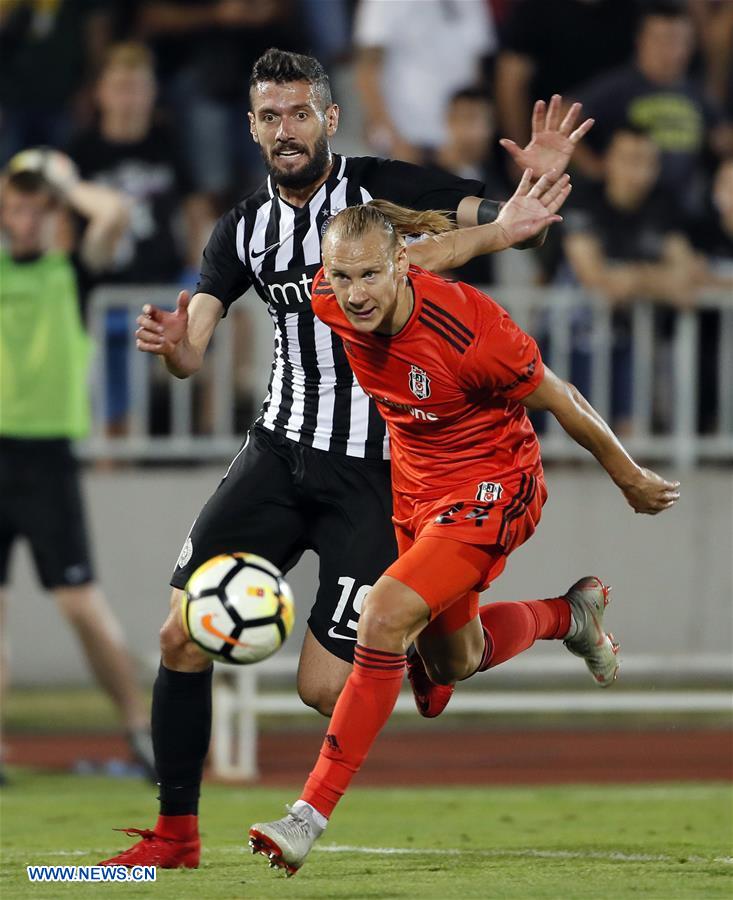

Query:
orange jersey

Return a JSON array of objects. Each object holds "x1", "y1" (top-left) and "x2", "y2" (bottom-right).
[{"x1": 311, "y1": 265, "x2": 545, "y2": 502}]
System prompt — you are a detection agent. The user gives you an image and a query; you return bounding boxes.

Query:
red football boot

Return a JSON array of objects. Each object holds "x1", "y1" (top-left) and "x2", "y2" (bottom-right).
[
  {"x1": 99, "y1": 826, "x2": 200, "y2": 869},
  {"x1": 406, "y1": 647, "x2": 454, "y2": 718}
]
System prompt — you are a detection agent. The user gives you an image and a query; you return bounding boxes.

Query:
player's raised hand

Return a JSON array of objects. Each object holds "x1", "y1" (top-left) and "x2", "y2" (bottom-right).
[
  {"x1": 499, "y1": 94, "x2": 594, "y2": 180},
  {"x1": 496, "y1": 168, "x2": 572, "y2": 247},
  {"x1": 620, "y1": 467, "x2": 681, "y2": 515},
  {"x1": 135, "y1": 290, "x2": 190, "y2": 356}
]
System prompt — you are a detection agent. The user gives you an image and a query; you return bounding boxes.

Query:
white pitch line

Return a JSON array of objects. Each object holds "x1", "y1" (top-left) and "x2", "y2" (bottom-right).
[
  {"x1": 313, "y1": 845, "x2": 733, "y2": 866},
  {"x1": 42, "y1": 846, "x2": 733, "y2": 866}
]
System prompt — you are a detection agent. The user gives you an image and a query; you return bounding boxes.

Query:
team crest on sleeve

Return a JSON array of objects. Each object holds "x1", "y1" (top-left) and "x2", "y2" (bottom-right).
[
  {"x1": 408, "y1": 365, "x2": 431, "y2": 400},
  {"x1": 177, "y1": 537, "x2": 193, "y2": 569},
  {"x1": 476, "y1": 481, "x2": 503, "y2": 503}
]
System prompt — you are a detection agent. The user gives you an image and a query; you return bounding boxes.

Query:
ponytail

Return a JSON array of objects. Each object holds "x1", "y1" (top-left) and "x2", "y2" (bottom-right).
[{"x1": 323, "y1": 201, "x2": 455, "y2": 249}]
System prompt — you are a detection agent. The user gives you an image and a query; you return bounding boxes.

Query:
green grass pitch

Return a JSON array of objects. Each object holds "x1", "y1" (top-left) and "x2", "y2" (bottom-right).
[{"x1": 1, "y1": 771, "x2": 731, "y2": 899}]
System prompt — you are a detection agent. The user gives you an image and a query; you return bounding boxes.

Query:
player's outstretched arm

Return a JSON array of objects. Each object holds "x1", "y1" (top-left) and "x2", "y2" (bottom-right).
[
  {"x1": 409, "y1": 169, "x2": 570, "y2": 272},
  {"x1": 522, "y1": 368, "x2": 680, "y2": 515},
  {"x1": 499, "y1": 94, "x2": 594, "y2": 180},
  {"x1": 135, "y1": 290, "x2": 223, "y2": 378}
]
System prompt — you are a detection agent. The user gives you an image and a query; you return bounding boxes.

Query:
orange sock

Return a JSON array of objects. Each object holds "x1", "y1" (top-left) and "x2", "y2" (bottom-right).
[
  {"x1": 301, "y1": 644, "x2": 405, "y2": 818},
  {"x1": 477, "y1": 598, "x2": 571, "y2": 670}
]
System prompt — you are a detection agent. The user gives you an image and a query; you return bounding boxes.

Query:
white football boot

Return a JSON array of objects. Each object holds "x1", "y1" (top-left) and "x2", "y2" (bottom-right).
[
  {"x1": 249, "y1": 804, "x2": 324, "y2": 876},
  {"x1": 563, "y1": 576, "x2": 620, "y2": 687}
]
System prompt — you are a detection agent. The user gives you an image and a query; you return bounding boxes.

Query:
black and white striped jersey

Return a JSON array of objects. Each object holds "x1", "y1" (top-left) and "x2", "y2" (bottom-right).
[{"x1": 196, "y1": 153, "x2": 483, "y2": 460}]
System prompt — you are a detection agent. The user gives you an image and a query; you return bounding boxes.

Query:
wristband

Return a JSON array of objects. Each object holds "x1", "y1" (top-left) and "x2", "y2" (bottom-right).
[{"x1": 476, "y1": 198, "x2": 503, "y2": 225}]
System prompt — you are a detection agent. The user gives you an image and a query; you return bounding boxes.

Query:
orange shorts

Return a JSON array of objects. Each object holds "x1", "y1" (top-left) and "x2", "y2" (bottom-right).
[{"x1": 385, "y1": 472, "x2": 546, "y2": 637}]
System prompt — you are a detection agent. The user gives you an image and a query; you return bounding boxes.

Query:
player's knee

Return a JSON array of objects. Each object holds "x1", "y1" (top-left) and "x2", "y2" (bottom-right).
[
  {"x1": 358, "y1": 585, "x2": 425, "y2": 650},
  {"x1": 159, "y1": 613, "x2": 208, "y2": 670},
  {"x1": 159, "y1": 589, "x2": 194, "y2": 658},
  {"x1": 298, "y1": 682, "x2": 340, "y2": 717},
  {"x1": 54, "y1": 584, "x2": 98, "y2": 624}
]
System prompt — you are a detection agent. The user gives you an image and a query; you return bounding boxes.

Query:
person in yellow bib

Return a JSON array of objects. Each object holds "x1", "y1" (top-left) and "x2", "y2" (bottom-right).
[{"x1": 0, "y1": 150, "x2": 155, "y2": 779}]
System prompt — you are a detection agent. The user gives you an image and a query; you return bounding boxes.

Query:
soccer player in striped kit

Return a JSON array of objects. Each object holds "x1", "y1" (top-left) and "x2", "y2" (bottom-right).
[
  {"x1": 247, "y1": 203, "x2": 680, "y2": 875},
  {"x1": 101, "y1": 49, "x2": 588, "y2": 868}
]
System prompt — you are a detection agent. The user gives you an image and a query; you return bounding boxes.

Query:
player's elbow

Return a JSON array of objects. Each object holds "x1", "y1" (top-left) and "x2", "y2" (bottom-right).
[
  {"x1": 564, "y1": 380, "x2": 585, "y2": 406},
  {"x1": 549, "y1": 379, "x2": 585, "y2": 418},
  {"x1": 524, "y1": 367, "x2": 576, "y2": 413}
]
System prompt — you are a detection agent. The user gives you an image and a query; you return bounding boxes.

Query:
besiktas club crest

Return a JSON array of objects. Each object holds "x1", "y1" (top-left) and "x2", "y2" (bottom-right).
[{"x1": 408, "y1": 365, "x2": 431, "y2": 400}]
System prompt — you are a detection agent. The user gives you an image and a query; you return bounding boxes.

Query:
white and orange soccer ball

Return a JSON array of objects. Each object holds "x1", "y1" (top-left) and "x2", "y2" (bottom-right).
[{"x1": 182, "y1": 553, "x2": 295, "y2": 664}]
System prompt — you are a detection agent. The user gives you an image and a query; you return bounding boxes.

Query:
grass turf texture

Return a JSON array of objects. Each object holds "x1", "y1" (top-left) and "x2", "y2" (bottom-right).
[{"x1": 1, "y1": 772, "x2": 731, "y2": 899}]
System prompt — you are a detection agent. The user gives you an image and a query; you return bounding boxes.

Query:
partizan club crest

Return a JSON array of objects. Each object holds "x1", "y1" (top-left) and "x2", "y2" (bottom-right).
[{"x1": 408, "y1": 365, "x2": 431, "y2": 400}]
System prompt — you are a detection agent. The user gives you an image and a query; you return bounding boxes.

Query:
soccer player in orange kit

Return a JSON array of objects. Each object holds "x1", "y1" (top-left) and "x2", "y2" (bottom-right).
[{"x1": 248, "y1": 201, "x2": 681, "y2": 875}]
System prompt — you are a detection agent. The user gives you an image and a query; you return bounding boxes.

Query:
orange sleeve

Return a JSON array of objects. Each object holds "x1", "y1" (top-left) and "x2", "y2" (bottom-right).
[{"x1": 459, "y1": 311, "x2": 545, "y2": 400}]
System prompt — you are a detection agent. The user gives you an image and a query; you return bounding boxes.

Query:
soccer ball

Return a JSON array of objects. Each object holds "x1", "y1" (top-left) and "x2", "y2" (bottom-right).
[{"x1": 182, "y1": 553, "x2": 295, "y2": 664}]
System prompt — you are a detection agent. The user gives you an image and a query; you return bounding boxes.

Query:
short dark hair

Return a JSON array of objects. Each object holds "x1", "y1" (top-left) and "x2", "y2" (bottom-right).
[
  {"x1": 637, "y1": 0, "x2": 689, "y2": 31},
  {"x1": 610, "y1": 123, "x2": 655, "y2": 142},
  {"x1": 5, "y1": 169, "x2": 52, "y2": 195},
  {"x1": 250, "y1": 48, "x2": 332, "y2": 107},
  {"x1": 449, "y1": 86, "x2": 492, "y2": 106}
]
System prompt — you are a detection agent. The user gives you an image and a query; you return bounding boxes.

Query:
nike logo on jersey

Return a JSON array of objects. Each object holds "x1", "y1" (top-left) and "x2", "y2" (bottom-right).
[
  {"x1": 327, "y1": 626, "x2": 357, "y2": 642},
  {"x1": 251, "y1": 242, "x2": 282, "y2": 259},
  {"x1": 251, "y1": 226, "x2": 298, "y2": 260}
]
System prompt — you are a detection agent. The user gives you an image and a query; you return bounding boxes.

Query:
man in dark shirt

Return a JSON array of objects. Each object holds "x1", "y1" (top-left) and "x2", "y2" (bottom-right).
[
  {"x1": 68, "y1": 42, "x2": 212, "y2": 434},
  {"x1": 562, "y1": 126, "x2": 702, "y2": 431},
  {"x1": 428, "y1": 87, "x2": 506, "y2": 286},
  {"x1": 687, "y1": 158, "x2": 733, "y2": 432},
  {"x1": 495, "y1": 0, "x2": 635, "y2": 180},
  {"x1": 69, "y1": 43, "x2": 199, "y2": 282},
  {"x1": 572, "y1": 1, "x2": 728, "y2": 214}
]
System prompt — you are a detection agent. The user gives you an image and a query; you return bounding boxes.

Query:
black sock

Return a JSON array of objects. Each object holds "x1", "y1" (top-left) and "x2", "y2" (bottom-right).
[{"x1": 152, "y1": 663, "x2": 213, "y2": 816}]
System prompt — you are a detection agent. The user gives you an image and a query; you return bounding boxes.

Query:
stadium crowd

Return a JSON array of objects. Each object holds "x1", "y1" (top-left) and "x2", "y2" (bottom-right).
[{"x1": 1, "y1": 0, "x2": 732, "y2": 436}]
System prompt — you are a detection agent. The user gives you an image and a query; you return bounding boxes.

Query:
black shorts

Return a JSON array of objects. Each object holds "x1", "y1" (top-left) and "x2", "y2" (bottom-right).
[
  {"x1": 170, "y1": 426, "x2": 397, "y2": 663},
  {"x1": 0, "y1": 438, "x2": 95, "y2": 590}
]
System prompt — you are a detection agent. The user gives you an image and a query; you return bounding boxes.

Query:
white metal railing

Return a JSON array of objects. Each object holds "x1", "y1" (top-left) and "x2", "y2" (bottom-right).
[
  {"x1": 81, "y1": 285, "x2": 733, "y2": 466},
  {"x1": 211, "y1": 653, "x2": 733, "y2": 780},
  {"x1": 83, "y1": 286, "x2": 242, "y2": 460}
]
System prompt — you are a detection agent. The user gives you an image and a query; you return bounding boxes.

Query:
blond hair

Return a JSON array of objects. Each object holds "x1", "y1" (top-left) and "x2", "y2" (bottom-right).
[
  {"x1": 101, "y1": 42, "x2": 155, "y2": 76},
  {"x1": 323, "y1": 201, "x2": 455, "y2": 250}
]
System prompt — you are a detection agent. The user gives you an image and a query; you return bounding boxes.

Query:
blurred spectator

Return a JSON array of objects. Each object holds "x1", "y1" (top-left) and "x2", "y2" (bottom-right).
[
  {"x1": 134, "y1": 0, "x2": 306, "y2": 198},
  {"x1": 690, "y1": 156, "x2": 733, "y2": 277},
  {"x1": 560, "y1": 126, "x2": 703, "y2": 433},
  {"x1": 0, "y1": 150, "x2": 154, "y2": 778},
  {"x1": 354, "y1": 0, "x2": 496, "y2": 164},
  {"x1": 687, "y1": 157, "x2": 733, "y2": 431},
  {"x1": 300, "y1": 0, "x2": 351, "y2": 68},
  {"x1": 494, "y1": 0, "x2": 636, "y2": 180},
  {"x1": 67, "y1": 42, "x2": 214, "y2": 436},
  {"x1": 431, "y1": 88, "x2": 497, "y2": 184},
  {"x1": 690, "y1": 0, "x2": 733, "y2": 117},
  {"x1": 428, "y1": 87, "x2": 505, "y2": 285},
  {"x1": 572, "y1": 1, "x2": 732, "y2": 214},
  {"x1": 0, "y1": 0, "x2": 115, "y2": 164}
]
